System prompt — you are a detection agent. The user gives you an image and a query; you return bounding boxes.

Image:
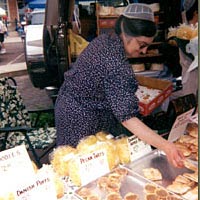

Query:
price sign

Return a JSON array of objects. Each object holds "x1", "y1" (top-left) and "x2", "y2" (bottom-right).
[
  {"x1": 189, "y1": 113, "x2": 198, "y2": 124},
  {"x1": 15, "y1": 170, "x2": 57, "y2": 200},
  {"x1": 78, "y1": 149, "x2": 109, "y2": 186},
  {"x1": 0, "y1": 145, "x2": 57, "y2": 200},
  {"x1": 168, "y1": 108, "x2": 195, "y2": 142},
  {"x1": 127, "y1": 135, "x2": 152, "y2": 162}
]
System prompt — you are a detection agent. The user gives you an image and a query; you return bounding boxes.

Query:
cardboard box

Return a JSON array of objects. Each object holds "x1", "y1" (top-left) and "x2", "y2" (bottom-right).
[{"x1": 135, "y1": 75, "x2": 173, "y2": 116}]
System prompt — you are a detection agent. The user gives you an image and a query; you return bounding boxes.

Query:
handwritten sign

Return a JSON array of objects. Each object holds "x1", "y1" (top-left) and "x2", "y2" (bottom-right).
[
  {"x1": 0, "y1": 145, "x2": 35, "y2": 177},
  {"x1": 78, "y1": 149, "x2": 109, "y2": 186},
  {"x1": 168, "y1": 108, "x2": 194, "y2": 142},
  {"x1": 189, "y1": 113, "x2": 198, "y2": 124},
  {"x1": 0, "y1": 145, "x2": 57, "y2": 200},
  {"x1": 15, "y1": 170, "x2": 57, "y2": 200},
  {"x1": 127, "y1": 135, "x2": 152, "y2": 162}
]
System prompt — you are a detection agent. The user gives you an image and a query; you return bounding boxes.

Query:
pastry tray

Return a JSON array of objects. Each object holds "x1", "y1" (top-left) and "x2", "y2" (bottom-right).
[
  {"x1": 74, "y1": 166, "x2": 181, "y2": 200},
  {"x1": 126, "y1": 149, "x2": 194, "y2": 188}
]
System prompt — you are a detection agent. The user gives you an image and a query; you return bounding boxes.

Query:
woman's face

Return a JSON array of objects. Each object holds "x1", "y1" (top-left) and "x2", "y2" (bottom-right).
[{"x1": 122, "y1": 35, "x2": 154, "y2": 58}]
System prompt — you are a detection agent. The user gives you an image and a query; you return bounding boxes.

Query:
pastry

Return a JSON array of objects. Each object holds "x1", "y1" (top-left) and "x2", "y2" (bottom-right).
[
  {"x1": 183, "y1": 171, "x2": 198, "y2": 183},
  {"x1": 105, "y1": 192, "x2": 122, "y2": 200},
  {"x1": 144, "y1": 183, "x2": 157, "y2": 193},
  {"x1": 114, "y1": 167, "x2": 128, "y2": 177},
  {"x1": 166, "y1": 182, "x2": 191, "y2": 195},
  {"x1": 124, "y1": 192, "x2": 139, "y2": 200},
  {"x1": 155, "y1": 188, "x2": 169, "y2": 198},
  {"x1": 50, "y1": 145, "x2": 77, "y2": 176},
  {"x1": 87, "y1": 195, "x2": 100, "y2": 200},
  {"x1": 142, "y1": 168, "x2": 162, "y2": 181},
  {"x1": 150, "y1": 63, "x2": 164, "y2": 71},
  {"x1": 97, "y1": 176, "x2": 109, "y2": 190},
  {"x1": 145, "y1": 193, "x2": 158, "y2": 200},
  {"x1": 182, "y1": 186, "x2": 198, "y2": 200},
  {"x1": 132, "y1": 63, "x2": 145, "y2": 72},
  {"x1": 76, "y1": 187, "x2": 92, "y2": 199},
  {"x1": 183, "y1": 159, "x2": 198, "y2": 172}
]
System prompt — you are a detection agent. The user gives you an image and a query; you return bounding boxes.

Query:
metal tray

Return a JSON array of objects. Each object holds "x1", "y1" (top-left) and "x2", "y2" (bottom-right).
[
  {"x1": 126, "y1": 149, "x2": 193, "y2": 188},
  {"x1": 74, "y1": 166, "x2": 181, "y2": 200}
]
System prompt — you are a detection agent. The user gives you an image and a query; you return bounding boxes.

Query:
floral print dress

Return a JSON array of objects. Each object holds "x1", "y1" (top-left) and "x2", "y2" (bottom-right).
[{"x1": 55, "y1": 33, "x2": 139, "y2": 147}]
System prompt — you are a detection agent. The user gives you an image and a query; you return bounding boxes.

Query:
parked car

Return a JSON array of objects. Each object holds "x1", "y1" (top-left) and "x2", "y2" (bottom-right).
[{"x1": 24, "y1": 9, "x2": 54, "y2": 88}]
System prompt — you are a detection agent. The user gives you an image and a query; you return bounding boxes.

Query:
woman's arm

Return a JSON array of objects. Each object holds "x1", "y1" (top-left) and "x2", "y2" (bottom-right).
[{"x1": 122, "y1": 117, "x2": 185, "y2": 168}]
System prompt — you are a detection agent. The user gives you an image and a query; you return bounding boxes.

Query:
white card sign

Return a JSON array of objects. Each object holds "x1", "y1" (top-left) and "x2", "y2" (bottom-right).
[
  {"x1": 168, "y1": 108, "x2": 195, "y2": 142},
  {"x1": 189, "y1": 113, "x2": 198, "y2": 124},
  {"x1": 78, "y1": 149, "x2": 109, "y2": 186},
  {"x1": 127, "y1": 135, "x2": 152, "y2": 162},
  {"x1": 0, "y1": 145, "x2": 57, "y2": 200},
  {"x1": 0, "y1": 145, "x2": 35, "y2": 177},
  {"x1": 15, "y1": 170, "x2": 57, "y2": 200}
]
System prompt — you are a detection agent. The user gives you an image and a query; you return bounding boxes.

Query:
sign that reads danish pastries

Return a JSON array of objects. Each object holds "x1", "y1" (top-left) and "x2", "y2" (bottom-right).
[
  {"x1": 0, "y1": 145, "x2": 57, "y2": 200},
  {"x1": 127, "y1": 135, "x2": 152, "y2": 161},
  {"x1": 14, "y1": 170, "x2": 57, "y2": 200},
  {"x1": 78, "y1": 149, "x2": 109, "y2": 186}
]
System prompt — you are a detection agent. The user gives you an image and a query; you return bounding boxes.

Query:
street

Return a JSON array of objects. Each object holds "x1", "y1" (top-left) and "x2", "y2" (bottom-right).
[{"x1": 0, "y1": 31, "x2": 53, "y2": 110}]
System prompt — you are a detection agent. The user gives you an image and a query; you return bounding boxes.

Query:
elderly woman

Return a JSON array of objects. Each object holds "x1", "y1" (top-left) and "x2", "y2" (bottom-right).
[{"x1": 55, "y1": 3, "x2": 184, "y2": 168}]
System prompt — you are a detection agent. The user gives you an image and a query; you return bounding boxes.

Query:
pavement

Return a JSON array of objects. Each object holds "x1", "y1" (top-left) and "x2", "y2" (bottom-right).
[
  {"x1": 0, "y1": 31, "x2": 27, "y2": 76},
  {"x1": 0, "y1": 31, "x2": 54, "y2": 110}
]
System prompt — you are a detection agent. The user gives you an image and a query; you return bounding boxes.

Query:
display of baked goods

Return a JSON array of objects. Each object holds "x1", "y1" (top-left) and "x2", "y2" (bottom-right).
[
  {"x1": 142, "y1": 167, "x2": 162, "y2": 181},
  {"x1": 166, "y1": 182, "x2": 191, "y2": 195},
  {"x1": 123, "y1": 192, "x2": 139, "y2": 200},
  {"x1": 50, "y1": 145, "x2": 77, "y2": 177},
  {"x1": 173, "y1": 122, "x2": 198, "y2": 161},
  {"x1": 150, "y1": 63, "x2": 164, "y2": 71},
  {"x1": 115, "y1": 136, "x2": 131, "y2": 164},
  {"x1": 75, "y1": 167, "x2": 181, "y2": 200},
  {"x1": 132, "y1": 63, "x2": 145, "y2": 72},
  {"x1": 135, "y1": 85, "x2": 162, "y2": 104},
  {"x1": 183, "y1": 171, "x2": 198, "y2": 183},
  {"x1": 183, "y1": 159, "x2": 198, "y2": 172},
  {"x1": 167, "y1": 23, "x2": 198, "y2": 40},
  {"x1": 182, "y1": 186, "x2": 198, "y2": 200}
]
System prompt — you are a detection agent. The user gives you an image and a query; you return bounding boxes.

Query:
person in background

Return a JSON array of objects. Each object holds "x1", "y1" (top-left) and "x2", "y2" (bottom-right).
[
  {"x1": 0, "y1": 17, "x2": 6, "y2": 54},
  {"x1": 55, "y1": 3, "x2": 185, "y2": 168},
  {"x1": 172, "y1": 0, "x2": 198, "y2": 99}
]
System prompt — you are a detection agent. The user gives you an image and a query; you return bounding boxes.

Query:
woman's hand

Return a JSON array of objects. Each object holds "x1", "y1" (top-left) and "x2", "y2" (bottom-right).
[{"x1": 164, "y1": 142, "x2": 185, "y2": 168}]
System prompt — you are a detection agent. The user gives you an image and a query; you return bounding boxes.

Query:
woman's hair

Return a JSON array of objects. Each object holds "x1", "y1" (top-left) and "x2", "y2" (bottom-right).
[
  {"x1": 115, "y1": 15, "x2": 157, "y2": 38},
  {"x1": 186, "y1": 0, "x2": 198, "y2": 21}
]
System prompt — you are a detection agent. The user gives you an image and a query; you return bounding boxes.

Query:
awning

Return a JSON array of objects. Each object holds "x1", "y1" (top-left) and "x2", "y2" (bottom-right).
[
  {"x1": 0, "y1": 7, "x2": 6, "y2": 16},
  {"x1": 28, "y1": 0, "x2": 46, "y2": 9}
]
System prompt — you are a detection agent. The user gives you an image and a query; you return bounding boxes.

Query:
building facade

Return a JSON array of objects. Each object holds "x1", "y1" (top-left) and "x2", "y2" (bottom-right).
[{"x1": 0, "y1": 0, "x2": 26, "y2": 31}]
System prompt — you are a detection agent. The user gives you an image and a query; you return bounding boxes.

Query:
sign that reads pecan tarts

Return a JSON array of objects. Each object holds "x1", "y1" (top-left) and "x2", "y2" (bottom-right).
[{"x1": 78, "y1": 149, "x2": 110, "y2": 186}]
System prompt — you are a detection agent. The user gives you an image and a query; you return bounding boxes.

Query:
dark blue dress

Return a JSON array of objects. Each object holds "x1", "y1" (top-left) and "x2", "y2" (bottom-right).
[{"x1": 55, "y1": 33, "x2": 139, "y2": 147}]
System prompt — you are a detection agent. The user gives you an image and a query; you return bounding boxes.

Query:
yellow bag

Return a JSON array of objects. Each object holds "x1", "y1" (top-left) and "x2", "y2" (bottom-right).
[{"x1": 69, "y1": 29, "x2": 89, "y2": 57}]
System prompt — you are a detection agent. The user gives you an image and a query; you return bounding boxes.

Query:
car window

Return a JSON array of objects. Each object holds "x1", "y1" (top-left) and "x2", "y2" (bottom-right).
[{"x1": 31, "y1": 12, "x2": 45, "y2": 25}]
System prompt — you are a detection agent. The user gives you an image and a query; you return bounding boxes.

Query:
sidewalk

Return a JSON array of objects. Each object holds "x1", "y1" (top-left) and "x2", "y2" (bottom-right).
[
  {"x1": 0, "y1": 31, "x2": 27, "y2": 77},
  {"x1": 0, "y1": 31, "x2": 54, "y2": 110}
]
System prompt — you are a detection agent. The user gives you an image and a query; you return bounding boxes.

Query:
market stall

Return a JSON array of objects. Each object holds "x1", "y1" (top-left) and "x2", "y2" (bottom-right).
[
  {"x1": 0, "y1": 114, "x2": 198, "y2": 199},
  {"x1": 0, "y1": 1, "x2": 198, "y2": 199}
]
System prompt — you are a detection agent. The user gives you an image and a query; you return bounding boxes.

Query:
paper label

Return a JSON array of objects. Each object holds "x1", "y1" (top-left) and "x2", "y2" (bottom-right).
[
  {"x1": 0, "y1": 145, "x2": 57, "y2": 200},
  {"x1": 189, "y1": 113, "x2": 198, "y2": 124},
  {"x1": 168, "y1": 108, "x2": 195, "y2": 142},
  {"x1": 15, "y1": 170, "x2": 57, "y2": 200},
  {"x1": 0, "y1": 145, "x2": 35, "y2": 178},
  {"x1": 127, "y1": 135, "x2": 152, "y2": 162},
  {"x1": 78, "y1": 149, "x2": 109, "y2": 185}
]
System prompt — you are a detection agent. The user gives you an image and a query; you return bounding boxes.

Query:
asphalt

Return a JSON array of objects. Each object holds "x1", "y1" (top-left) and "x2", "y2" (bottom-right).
[{"x1": 0, "y1": 31, "x2": 54, "y2": 110}]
